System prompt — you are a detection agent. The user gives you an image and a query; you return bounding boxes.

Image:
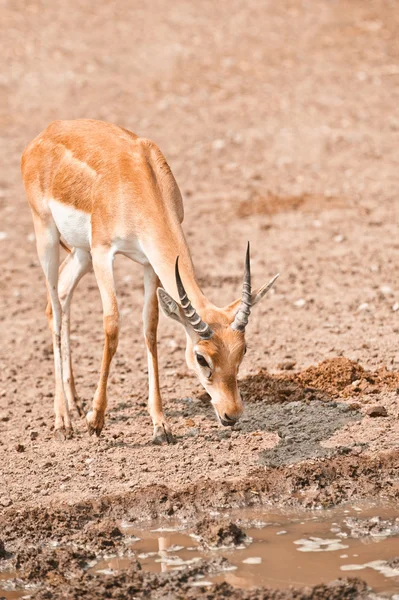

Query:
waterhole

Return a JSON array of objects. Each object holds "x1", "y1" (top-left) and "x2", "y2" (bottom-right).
[
  {"x1": 1, "y1": 505, "x2": 398, "y2": 598},
  {"x1": 97, "y1": 505, "x2": 399, "y2": 596}
]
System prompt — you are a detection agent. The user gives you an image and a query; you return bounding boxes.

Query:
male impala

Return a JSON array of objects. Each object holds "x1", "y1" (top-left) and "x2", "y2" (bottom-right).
[{"x1": 21, "y1": 119, "x2": 279, "y2": 443}]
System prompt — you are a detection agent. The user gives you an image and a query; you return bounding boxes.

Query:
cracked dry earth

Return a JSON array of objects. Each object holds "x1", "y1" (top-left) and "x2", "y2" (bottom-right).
[{"x1": 1, "y1": 0, "x2": 399, "y2": 598}]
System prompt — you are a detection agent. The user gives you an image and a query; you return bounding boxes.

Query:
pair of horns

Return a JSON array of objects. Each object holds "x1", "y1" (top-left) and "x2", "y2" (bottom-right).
[{"x1": 175, "y1": 243, "x2": 272, "y2": 338}]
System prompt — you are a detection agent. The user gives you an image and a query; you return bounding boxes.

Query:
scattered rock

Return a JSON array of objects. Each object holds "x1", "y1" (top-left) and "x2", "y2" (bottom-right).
[
  {"x1": 30, "y1": 431, "x2": 39, "y2": 441},
  {"x1": 366, "y1": 405, "x2": 388, "y2": 417},
  {"x1": 15, "y1": 444, "x2": 25, "y2": 453}
]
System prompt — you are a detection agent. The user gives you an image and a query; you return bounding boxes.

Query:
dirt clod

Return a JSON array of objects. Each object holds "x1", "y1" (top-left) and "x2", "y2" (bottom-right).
[
  {"x1": 0, "y1": 539, "x2": 7, "y2": 559},
  {"x1": 194, "y1": 518, "x2": 248, "y2": 547},
  {"x1": 366, "y1": 405, "x2": 388, "y2": 418}
]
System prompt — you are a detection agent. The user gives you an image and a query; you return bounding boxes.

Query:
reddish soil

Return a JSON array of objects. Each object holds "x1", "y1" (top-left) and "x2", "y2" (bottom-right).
[{"x1": 1, "y1": 0, "x2": 399, "y2": 598}]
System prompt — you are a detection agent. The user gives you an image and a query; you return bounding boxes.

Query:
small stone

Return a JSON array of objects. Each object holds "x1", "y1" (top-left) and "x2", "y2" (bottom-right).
[
  {"x1": 357, "y1": 302, "x2": 370, "y2": 312},
  {"x1": 380, "y1": 285, "x2": 393, "y2": 295},
  {"x1": 393, "y1": 303, "x2": 399, "y2": 312},
  {"x1": 351, "y1": 446, "x2": 363, "y2": 456},
  {"x1": 294, "y1": 298, "x2": 306, "y2": 308},
  {"x1": 348, "y1": 402, "x2": 361, "y2": 411},
  {"x1": 333, "y1": 234, "x2": 345, "y2": 243},
  {"x1": 366, "y1": 405, "x2": 388, "y2": 418},
  {"x1": 0, "y1": 497, "x2": 12, "y2": 508},
  {"x1": 212, "y1": 139, "x2": 225, "y2": 150},
  {"x1": 185, "y1": 418, "x2": 196, "y2": 427},
  {"x1": 30, "y1": 431, "x2": 39, "y2": 441},
  {"x1": 277, "y1": 360, "x2": 296, "y2": 371},
  {"x1": 15, "y1": 444, "x2": 25, "y2": 453}
]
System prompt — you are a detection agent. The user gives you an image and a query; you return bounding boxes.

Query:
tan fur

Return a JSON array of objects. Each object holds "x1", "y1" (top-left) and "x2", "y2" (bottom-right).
[{"x1": 21, "y1": 119, "x2": 273, "y2": 442}]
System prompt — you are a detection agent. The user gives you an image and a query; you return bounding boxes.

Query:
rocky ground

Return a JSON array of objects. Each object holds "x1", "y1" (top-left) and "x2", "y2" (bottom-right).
[{"x1": 1, "y1": 0, "x2": 398, "y2": 598}]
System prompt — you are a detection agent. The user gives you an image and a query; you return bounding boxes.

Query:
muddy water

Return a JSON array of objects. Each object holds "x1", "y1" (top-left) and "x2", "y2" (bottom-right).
[
  {"x1": 1, "y1": 505, "x2": 398, "y2": 598},
  {"x1": 95, "y1": 506, "x2": 399, "y2": 597}
]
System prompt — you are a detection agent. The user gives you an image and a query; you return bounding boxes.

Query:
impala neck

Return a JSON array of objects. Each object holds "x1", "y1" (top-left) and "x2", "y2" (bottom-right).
[{"x1": 142, "y1": 230, "x2": 211, "y2": 312}]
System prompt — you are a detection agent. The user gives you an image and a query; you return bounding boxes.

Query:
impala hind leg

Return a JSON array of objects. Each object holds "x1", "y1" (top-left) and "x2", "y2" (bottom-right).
[
  {"x1": 86, "y1": 247, "x2": 119, "y2": 436},
  {"x1": 33, "y1": 217, "x2": 71, "y2": 439},
  {"x1": 143, "y1": 265, "x2": 174, "y2": 444},
  {"x1": 58, "y1": 249, "x2": 93, "y2": 416}
]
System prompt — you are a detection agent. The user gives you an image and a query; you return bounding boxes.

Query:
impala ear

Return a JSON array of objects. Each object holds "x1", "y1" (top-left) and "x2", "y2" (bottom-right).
[
  {"x1": 157, "y1": 288, "x2": 186, "y2": 325},
  {"x1": 223, "y1": 274, "x2": 279, "y2": 322},
  {"x1": 251, "y1": 273, "x2": 279, "y2": 307}
]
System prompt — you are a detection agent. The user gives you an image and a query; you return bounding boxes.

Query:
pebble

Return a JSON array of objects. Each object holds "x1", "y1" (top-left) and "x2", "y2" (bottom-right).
[
  {"x1": 294, "y1": 298, "x2": 306, "y2": 308},
  {"x1": 366, "y1": 405, "x2": 388, "y2": 418},
  {"x1": 393, "y1": 303, "x2": 399, "y2": 312},
  {"x1": 357, "y1": 303, "x2": 369, "y2": 312},
  {"x1": 15, "y1": 444, "x2": 25, "y2": 453},
  {"x1": 277, "y1": 360, "x2": 296, "y2": 371}
]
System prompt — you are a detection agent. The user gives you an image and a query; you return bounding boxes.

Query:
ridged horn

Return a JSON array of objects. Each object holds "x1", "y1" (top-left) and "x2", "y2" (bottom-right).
[
  {"x1": 231, "y1": 242, "x2": 251, "y2": 332},
  {"x1": 175, "y1": 257, "x2": 213, "y2": 339}
]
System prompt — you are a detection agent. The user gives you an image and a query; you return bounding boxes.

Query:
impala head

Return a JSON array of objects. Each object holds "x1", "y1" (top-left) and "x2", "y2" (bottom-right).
[{"x1": 157, "y1": 243, "x2": 279, "y2": 427}]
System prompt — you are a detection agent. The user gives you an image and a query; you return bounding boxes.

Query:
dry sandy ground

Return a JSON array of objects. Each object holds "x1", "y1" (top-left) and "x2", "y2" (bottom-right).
[{"x1": 1, "y1": 0, "x2": 399, "y2": 598}]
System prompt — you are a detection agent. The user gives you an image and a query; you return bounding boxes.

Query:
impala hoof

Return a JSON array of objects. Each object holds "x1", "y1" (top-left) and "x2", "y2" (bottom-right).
[
  {"x1": 54, "y1": 426, "x2": 73, "y2": 441},
  {"x1": 71, "y1": 397, "x2": 85, "y2": 418},
  {"x1": 152, "y1": 424, "x2": 175, "y2": 445},
  {"x1": 86, "y1": 410, "x2": 104, "y2": 437}
]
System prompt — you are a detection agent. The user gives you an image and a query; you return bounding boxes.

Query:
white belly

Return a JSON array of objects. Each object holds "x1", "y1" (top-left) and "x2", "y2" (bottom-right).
[{"x1": 49, "y1": 199, "x2": 91, "y2": 250}]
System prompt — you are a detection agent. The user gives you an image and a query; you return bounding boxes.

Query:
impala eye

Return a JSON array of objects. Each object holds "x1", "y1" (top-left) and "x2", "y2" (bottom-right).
[{"x1": 196, "y1": 353, "x2": 210, "y2": 369}]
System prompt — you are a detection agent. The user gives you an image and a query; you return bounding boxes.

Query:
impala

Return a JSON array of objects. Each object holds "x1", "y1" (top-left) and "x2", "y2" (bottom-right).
[{"x1": 21, "y1": 119, "x2": 279, "y2": 443}]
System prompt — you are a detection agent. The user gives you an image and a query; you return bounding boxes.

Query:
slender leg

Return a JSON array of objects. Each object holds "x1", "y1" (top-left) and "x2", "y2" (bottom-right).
[
  {"x1": 58, "y1": 249, "x2": 93, "y2": 416},
  {"x1": 143, "y1": 264, "x2": 174, "y2": 444},
  {"x1": 33, "y1": 216, "x2": 71, "y2": 439},
  {"x1": 86, "y1": 246, "x2": 119, "y2": 436}
]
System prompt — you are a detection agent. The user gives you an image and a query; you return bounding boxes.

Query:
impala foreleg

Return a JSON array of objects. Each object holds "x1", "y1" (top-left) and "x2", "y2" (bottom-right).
[
  {"x1": 86, "y1": 247, "x2": 119, "y2": 436},
  {"x1": 33, "y1": 216, "x2": 72, "y2": 439},
  {"x1": 143, "y1": 265, "x2": 174, "y2": 444}
]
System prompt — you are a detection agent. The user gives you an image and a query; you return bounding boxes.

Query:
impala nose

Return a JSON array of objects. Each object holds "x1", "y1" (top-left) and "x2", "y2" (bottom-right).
[{"x1": 220, "y1": 413, "x2": 237, "y2": 427}]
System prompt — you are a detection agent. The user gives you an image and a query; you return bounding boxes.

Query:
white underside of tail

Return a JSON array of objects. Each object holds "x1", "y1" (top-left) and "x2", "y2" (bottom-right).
[{"x1": 49, "y1": 199, "x2": 91, "y2": 250}]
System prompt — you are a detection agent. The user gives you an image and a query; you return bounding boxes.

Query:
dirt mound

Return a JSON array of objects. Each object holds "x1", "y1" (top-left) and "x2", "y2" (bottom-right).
[
  {"x1": 242, "y1": 358, "x2": 399, "y2": 403},
  {"x1": 297, "y1": 358, "x2": 399, "y2": 398},
  {"x1": 241, "y1": 370, "x2": 313, "y2": 404},
  {"x1": 194, "y1": 518, "x2": 248, "y2": 547},
  {"x1": 236, "y1": 192, "x2": 345, "y2": 218},
  {"x1": 14, "y1": 545, "x2": 96, "y2": 582},
  {"x1": 296, "y1": 358, "x2": 366, "y2": 396}
]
